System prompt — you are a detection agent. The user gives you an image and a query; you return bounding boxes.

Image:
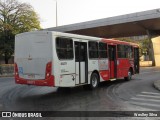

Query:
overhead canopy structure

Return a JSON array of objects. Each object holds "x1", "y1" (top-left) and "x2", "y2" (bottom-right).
[{"x1": 45, "y1": 9, "x2": 160, "y2": 38}]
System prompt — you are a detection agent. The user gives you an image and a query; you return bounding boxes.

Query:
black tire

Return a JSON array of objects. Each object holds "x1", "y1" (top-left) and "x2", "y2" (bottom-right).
[
  {"x1": 124, "y1": 70, "x2": 132, "y2": 81},
  {"x1": 89, "y1": 73, "x2": 99, "y2": 89}
]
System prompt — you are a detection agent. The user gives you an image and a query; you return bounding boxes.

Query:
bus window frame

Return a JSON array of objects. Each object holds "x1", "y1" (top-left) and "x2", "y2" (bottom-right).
[{"x1": 56, "y1": 37, "x2": 74, "y2": 60}]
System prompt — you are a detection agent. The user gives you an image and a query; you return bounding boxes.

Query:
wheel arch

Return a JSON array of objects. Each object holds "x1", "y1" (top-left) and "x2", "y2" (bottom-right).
[
  {"x1": 91, "y1": 70, "x2": 100, "y2": 81},
  {"x1": 89, "y1": 70, "x2": 100, "y2": 89}
]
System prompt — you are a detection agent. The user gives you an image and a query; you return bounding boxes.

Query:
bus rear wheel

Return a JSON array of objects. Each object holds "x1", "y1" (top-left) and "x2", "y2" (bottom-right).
[
  {"x1": 124, "y1": 70, "x2": 132, "y2": 81},
  {"x1": 89, "y1": 73, "x2": 99, "y2": 89}
]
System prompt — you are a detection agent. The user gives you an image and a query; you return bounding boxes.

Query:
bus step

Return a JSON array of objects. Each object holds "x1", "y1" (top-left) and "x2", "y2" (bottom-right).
[{"x1": 110, "y1": 78, "x2": 116, "y2": 81}]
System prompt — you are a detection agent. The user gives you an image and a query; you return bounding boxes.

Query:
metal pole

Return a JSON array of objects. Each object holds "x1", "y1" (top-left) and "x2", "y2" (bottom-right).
[{"x1": 55, "y1": 0, "x2": 58, "y2": 27}]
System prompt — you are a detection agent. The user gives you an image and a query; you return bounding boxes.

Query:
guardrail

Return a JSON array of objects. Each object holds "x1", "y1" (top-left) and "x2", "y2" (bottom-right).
[{"x1": 0, "y1": 64, "x2": 14, "y2": 77}]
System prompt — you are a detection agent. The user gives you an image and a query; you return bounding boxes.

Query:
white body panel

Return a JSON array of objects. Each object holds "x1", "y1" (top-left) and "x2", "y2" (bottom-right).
[
  {"x1": 58, "y1": 60, "x2": 75, "y2": 87},
  {"x1": 98, "y1": 59, "x2": 109, "y2": 70},
  {"x1": 15, "y1": 32, "x2": 52, "y2": 80}
]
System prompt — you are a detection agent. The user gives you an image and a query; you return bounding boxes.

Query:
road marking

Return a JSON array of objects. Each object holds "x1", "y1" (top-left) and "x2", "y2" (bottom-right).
[
  {"x1": 0, "y1": 77, "x2": 13, "y2": 79},
  {"x1": 129, "y1": 91, "x2": 160, "y2": 109},
  {"x1": 137, "y1": 94, "x2": 160, "y2": 99},
  {"x1": 131, "y1": 97, "x2": 160, "y2": 102},
  {"x1": 129, "y1": 101, "x2": 160, "y2": 108},
  {"x1": 141, "y1": 91, "x2": 160, "y2": 95}
]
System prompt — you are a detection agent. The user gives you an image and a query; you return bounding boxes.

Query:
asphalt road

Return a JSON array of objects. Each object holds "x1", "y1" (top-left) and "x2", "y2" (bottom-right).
[{"x1": 0, "y1": 67, "x2": 160, "y2": 120}]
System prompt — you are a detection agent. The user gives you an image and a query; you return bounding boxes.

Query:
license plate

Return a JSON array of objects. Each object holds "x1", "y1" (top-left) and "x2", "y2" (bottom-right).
[
  {"x1": 28, "y1": 74, "x2": 35, "y2": 79},
  {"x1": 27, "y1": 80, "x2": 35, "y2": 84}
]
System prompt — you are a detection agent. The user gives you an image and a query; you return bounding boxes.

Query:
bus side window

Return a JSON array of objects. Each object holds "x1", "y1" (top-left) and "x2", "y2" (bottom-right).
[
  {"x1": 88, "y1": 41, "x2": 98, "y2": 59},
  {"x1": 118, "y1": 45, "x2": 124, "y2": 58},
  {"x1": 125, "y1": 45, "x2": 133, "y2": 59},
  {"x1": 127, "y1": 46, "x2": 133, "y2": 58},
  {"x1": 56, "y1": 37, "x2": 73, "y2": 60},
  {"x1": 99, "y1": 42, "x2": 107, "y2": 58},
  {"x1": 118, "y1": 45, "x2": 133, "y2": 59}
]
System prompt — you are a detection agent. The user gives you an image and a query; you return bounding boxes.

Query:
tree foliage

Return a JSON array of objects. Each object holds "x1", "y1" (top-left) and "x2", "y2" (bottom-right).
[
  {"x1": 138, "y1": 38, "x2": 150, "y2": 56},
  {"x1": 0, "y1": 0, "x2": 41, "y2": 64}
]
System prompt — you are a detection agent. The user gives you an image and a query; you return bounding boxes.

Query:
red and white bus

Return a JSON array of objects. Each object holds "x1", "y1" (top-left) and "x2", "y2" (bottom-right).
[{"x1": 14, "y1": 31, "x2": 139, "y2": 89}]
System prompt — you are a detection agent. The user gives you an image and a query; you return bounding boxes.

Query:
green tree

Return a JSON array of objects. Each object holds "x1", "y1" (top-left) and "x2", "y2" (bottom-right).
[
  {"x1": 0, "y1": 0, "x2": 41, "y2": 64},
  {"x1": 138, "y1": 38, "x2": 150, "y2": 57}
]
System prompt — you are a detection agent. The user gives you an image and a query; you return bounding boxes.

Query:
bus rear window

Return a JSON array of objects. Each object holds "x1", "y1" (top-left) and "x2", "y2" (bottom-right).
[{"x1": 56, "y1": 37, "x2": 73, "y2": 60}]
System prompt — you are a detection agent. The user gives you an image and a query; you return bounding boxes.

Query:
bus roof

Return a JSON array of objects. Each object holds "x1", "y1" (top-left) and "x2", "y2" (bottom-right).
[
  {"x1": 102, "y1": 38, "x2": 139, "y2": 47},
  {"x1": 16, "y1": 31, "x2": 139, "y2": 47},
  {"x1": 52, "y1": 31, "x2": 102, "y2": 41}
]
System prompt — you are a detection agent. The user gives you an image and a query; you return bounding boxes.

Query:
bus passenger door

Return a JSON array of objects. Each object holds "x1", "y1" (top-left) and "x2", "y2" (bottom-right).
[
  {"x1": 75, "y1": 42, "x2": 88, "y2": 85},
  {"x1": 108, "y1": 45, "x2": 117, "y2": 79},
  {"x1": 134, "y1": 48, "x2": 139, "y2": 73}
]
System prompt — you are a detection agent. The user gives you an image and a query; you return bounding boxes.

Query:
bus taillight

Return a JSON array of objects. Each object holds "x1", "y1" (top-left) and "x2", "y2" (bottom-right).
[
  {"x1": 45, "y1": 62, "x2": 52, "y2": 79},
  {"x1": 14, "y1": 63, "x2": 19, "y2": 78}
]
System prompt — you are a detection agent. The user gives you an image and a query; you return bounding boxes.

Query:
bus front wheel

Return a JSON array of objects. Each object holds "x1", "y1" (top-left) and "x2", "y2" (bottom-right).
[
  {"x1": 124, "y1": 70, "x2": 132, "y2": 81},
  {"x1": 90, "y1": 73, "x2": 99, "y2": 89}
]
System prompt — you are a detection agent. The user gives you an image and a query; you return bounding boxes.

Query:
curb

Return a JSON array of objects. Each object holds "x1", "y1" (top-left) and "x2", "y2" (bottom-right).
[
  {"x1": 0, "y1": 75, "x2": 14, "y2": 78},
  {"x1": 153, "y1": 80, "x2": 160, "y2": 91}
]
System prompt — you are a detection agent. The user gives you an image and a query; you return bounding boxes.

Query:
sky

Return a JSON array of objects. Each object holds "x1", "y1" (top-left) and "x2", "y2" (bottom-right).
[{"x1": 19, "y1": 0, "x2": 160, "y2": 29}]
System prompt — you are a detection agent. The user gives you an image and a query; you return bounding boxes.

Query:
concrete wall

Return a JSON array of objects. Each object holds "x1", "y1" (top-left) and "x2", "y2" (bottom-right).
[
  {"x1": 152, "y1": 36, "x2": 160, "y2": 66},
  {"x1": 140, "y1": 61, "x2": 152, "y2": 67}
]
